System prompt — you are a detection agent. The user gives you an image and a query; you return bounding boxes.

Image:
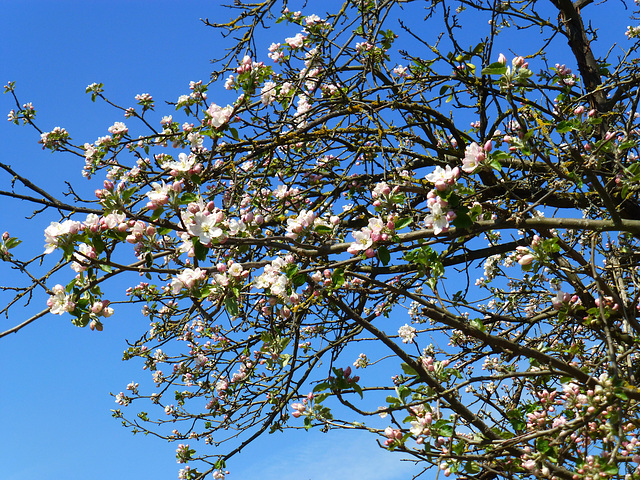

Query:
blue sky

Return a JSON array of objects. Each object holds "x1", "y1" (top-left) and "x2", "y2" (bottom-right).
[
  {"x1": 0, "y1": 1, "x2": 634, "y2": 479},
  {"x1": 0, "y1": 2, "x2": 422, "y2": 480}
]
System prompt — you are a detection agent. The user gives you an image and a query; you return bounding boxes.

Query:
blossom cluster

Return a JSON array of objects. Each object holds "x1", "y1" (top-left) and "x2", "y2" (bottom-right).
[
  {"x1": 347, "y1": 216, "x2": 395, "y2": 257},
  {"x1": 39, "y1": 126, "x2": 70, "y2": 150},
  {"x1": 254, "y1": 256, "x2": 296, "y2": 300},
  {"x1": 47, "y1": 284, "x2": 75, "y2": 315}
]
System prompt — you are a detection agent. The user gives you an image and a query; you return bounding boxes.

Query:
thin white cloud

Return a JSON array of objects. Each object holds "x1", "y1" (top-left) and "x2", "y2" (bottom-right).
[{"x1": 234, "y1": 430, "x2": 421, "y2": 480}]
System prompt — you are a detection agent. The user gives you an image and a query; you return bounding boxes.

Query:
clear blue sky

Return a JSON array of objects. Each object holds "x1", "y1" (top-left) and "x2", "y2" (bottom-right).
[
  {"x1": 0, "y1": 1, "x2": 632, "y2": 479},
  {"x1": 0, "y1": 2, "x2": 421, "y2": 480}
]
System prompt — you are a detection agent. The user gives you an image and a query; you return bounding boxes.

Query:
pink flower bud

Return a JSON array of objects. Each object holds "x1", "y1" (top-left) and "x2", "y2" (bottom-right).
[
  {"x1": 483, "y1": 139, "x2": 493, "y2": 152},
  {"x1": 497, "y1": 53, "x2": 507, "y2": 65},
  {"x1": 518, "y1": 254, "x2": 534, "y2": 266},
  {"x1": 188, "y1": 203, "x2": 200, "y2": 214},
  {"x1": 91, "y1": 302, "x2": 104, "y2": 314}
]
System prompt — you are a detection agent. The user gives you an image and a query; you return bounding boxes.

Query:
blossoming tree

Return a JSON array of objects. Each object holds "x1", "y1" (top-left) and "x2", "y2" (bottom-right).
[{"x1": 4, "y1": 0, "x2": 640, "y2": 478}]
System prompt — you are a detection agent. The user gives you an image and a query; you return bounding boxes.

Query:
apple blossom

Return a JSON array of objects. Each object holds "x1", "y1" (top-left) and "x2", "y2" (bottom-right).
[
  {"x1": 398, "y1": 324, "x2": 417, "y2": 344},
  {"x1": 187, "y1": 212, "x2": 225, "y2": 245},
  {"x1": 171, "y1": 268, "x2": 206, "y2": 294},
  {"x1": 462, "y1": 142, "x2": 484, "y2": 173},
  {"x1": 47, "y1": 284, "x2": 75, "y2": 315},
  {"x1": 206, "y1": 103, "x2": 233, "y2": 129},
  {"x1": 285, "y1": 33, "x2": 305, "y2": 49}
]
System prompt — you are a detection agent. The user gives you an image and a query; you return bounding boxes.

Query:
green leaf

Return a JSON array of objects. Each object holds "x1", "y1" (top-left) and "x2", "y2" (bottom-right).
[
  {"x1": 377, "y1": 245, "x2": 390, "y2": 265},
  {"x1": 488, "y1": 159, "x2": 502, "y2": 171},
  {"x1": 556, "y1": 120, "x2": 575, "y2": 133},
  {"x1": 438, "y1": 423, "x2": 453, "y2": 437},
  {"x1": 614, "y1": 388, "x2": 629, "y2": 401},
  {"x1": 331, "y1": 268, "x2": 345, "y2": 288},
  {"x1": 401, "y1": 363, "x2": 417, "y2": 376},
  {"x1": 62, "y1": 244, "x2": 74, "y2": 262},
  {"x1": 394, "y1": 217, "x2": 412, "y2": 231},
  {"x1": 291, "y1": 273, "x2": 306, "y2": 288},
  {"x1": 193, "y1": 238, "x2": 208, "y2": 261},
  {"x1": 481, "y1": 63, "x2": 507, "y2": 75},
  {"x1": 284, "y1": 264, "x2": 299, "y2": 278},
  {"x1": 537, "y1": 438, "x2": 551, "y2": 454},
  {"x1": 397, "y1": 385, "x2": 411, "y2": 402},
  {"x1": 464, "y1": 462, "x2": 481, "y2": 474},
  {"x1": 150, "y1": 206, "x2": 164, "y2": 221},
  {"x1": 98, "y1": 263, "x2": 112, "y2": 273},
  {"x1": 452, "y1": 212, "x2": 472, "y2": 229},
  {"x1": 492, "y1": 151, "x2": 510, "y2": 161},
  {"x1": 313, "y1": 382, "x2": 329, "y2": 393},
  {"x1": 470, "y1": 318, "x2": 485, "y2": 332},
  {"x1": 71, "y1": 314, "x2": 90, "y2": 328},
  {"x1": 91, "y1": 235, "x2": 105, "y2": 255},
  {"x1": 314, "y1": 224, "x2": 332, "y2": 234},
  {"x1": 619, "y1": 139, "x2": 637, "y2": 150},
  {"x1": 180, "y1": 192, "x2": 199, "y2": 204},
  {"x1": 353, "y1": 383, "x2": 364, "y2": 399},
  {"x1": 229, "y1": 127, "x2": 239, "y2": 141},
  {"x1": 198, "y1": 284, "x2": 214, "y2": 299},
  {"x1": 4, "y1": 237, "x2": 21, "y2": 249},
  {"x1": 224, "y1": 296, "x2": 239, "y2": 317}
]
